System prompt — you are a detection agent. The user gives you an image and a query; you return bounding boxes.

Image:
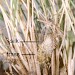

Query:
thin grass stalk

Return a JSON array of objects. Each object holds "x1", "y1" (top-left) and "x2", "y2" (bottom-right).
[
  {"x1": 32, "y1": 0, "x2": 41, "y2": 75},
  {"x1": 40, "y1": 0, "x2": 47, "y2": 20},
  {"x1": 26, "y1": 0, "x2": 34, "y2": 74},
  {"x1": 68, "y1": 46, "x2": 73, "y2": 75},
  {"x1": 56, "y1": 48, "x2": 59, "y2": 75},
  {"x1": 58, "y1": 8, "x2": 64, "y2": 25},
  {"x1": 21, "y1": 0, "x2": 27, "y2": 10},
  {"x1": 51, "y1": 50, "x2": 56, "y2": 75},
  {"x1": 43, "y1": 65, "x2": 48, "y2": 75},
  {"x1": 27, "y1": 0, "x2": 30, "y2": 41}
]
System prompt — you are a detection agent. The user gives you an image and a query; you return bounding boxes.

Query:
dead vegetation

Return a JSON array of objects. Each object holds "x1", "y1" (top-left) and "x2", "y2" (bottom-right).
[{"x1": 0, "y1": 0, "x2": 75, "y2": 75}]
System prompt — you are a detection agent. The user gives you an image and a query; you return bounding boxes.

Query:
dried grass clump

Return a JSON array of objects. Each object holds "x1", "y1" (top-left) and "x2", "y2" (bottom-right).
[{"x1": 0, "y1": 0, "x2": 75, "y2": 75}]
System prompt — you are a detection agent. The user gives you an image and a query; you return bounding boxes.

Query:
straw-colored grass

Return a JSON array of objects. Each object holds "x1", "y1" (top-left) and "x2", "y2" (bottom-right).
[{"x1": 0, "y1": 0, "x2": 75, "y2": 75}]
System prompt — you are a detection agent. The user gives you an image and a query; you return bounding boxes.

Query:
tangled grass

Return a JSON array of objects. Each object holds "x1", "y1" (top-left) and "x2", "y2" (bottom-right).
[{"x1": 0, "y1": 0, "x2": 75, "y2": 75}]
